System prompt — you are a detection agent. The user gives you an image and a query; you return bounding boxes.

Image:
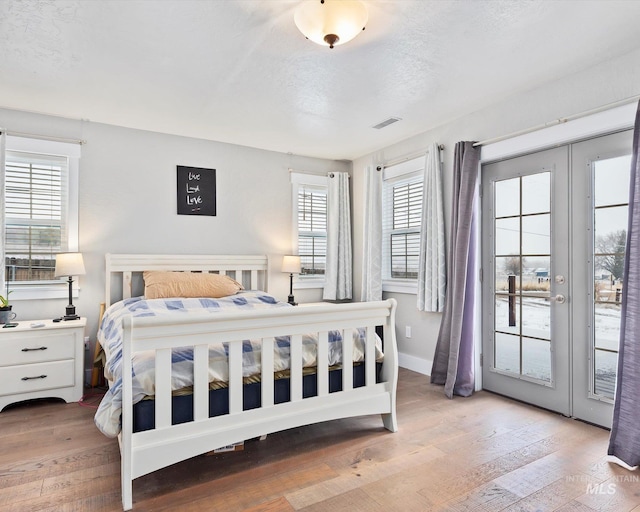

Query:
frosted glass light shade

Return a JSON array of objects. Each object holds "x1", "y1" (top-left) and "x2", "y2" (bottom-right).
[
  {"x1": 54, "y1": 252, "x2": 86, "y2": 277},
  {"x1": 281, "y1": 255, "x2": 302, "y2": 274},
  {"x1": 294, "y1": 0, "x2": 368, "y2": 48}
]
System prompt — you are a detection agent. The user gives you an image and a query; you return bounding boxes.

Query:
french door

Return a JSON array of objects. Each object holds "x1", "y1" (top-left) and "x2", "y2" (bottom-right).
[{"x1": 481, "y1": 130, "x2": 632, "y2": 428}]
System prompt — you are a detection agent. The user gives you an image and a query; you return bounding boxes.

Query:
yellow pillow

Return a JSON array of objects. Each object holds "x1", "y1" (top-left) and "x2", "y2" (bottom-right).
[{"x1": 143, "y1": 271, "x2": 244, "y2": 299}]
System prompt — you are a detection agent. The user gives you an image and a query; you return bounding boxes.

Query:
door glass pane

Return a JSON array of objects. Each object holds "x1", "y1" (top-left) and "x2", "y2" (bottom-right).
[
  {"x1": 495, "y1": 257, "x2": 521, "y2": 292},
  {"x1": 594, "y1": 349, "x2": 617, "y2": 400},
  {"x1": 495, "y1": 294, "x2": 519, "y2": 335},
  {"x1": 595, "y1": 206, "x2": 629, "y2": 241},
  {"x1": 495, "y1": 178, "x2": 520, "y2": 217},
  {"x1": 495, "y1": 217, "x2": 520, "y2": 255},
  {"x1": 522, "y1": 172, "x2": 550, "y2": 214},
  {"x1": 495, "y1": 332, "x2": 520, "y2": 374},
  {"x1": 524, "y1": 256, "x2": 550, "y2": 292},
  {"x1": 522, "y1": 296, "x2": 551, "y2": 341},
  {"x1": 594, "y1": 156, "x2": 631, "y2": 207},
  {"x1": 522, "y1": 337, "x2": 551, "y2": 382},
  {"x1": 522, "y1": 214, "x2": 550, "y2": 255},
  {"x1": 594, "y1": 302, "x2": 621, "y2": 350}
]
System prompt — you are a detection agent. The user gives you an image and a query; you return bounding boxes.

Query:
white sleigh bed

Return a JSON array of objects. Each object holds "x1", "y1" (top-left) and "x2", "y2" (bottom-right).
[{"x1": 97, "y1": 254, "x2": 398, "y2": 510}]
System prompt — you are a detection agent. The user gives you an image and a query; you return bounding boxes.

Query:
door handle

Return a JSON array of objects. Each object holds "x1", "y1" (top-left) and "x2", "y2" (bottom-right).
[{"x1": 550, "y1": 294, "x2": 566, "y2": 304}]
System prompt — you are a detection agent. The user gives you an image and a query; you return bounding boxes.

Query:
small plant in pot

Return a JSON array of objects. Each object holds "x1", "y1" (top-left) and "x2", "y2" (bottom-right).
[
  {"x1": 0, "y1": 292, "x2": 15, "y2": 324},
  {"x1": 0, "y1": 293, "x2": 11, "y2": 311}
]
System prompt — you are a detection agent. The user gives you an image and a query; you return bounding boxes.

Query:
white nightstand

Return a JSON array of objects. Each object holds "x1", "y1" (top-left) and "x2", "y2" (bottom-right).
[{"x1": 0, "y1": 318, "x2": 86, "y2": 411}]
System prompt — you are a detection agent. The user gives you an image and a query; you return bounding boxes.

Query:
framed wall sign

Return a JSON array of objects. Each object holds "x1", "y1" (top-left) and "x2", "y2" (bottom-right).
[{"x1": 177, "y1": 165, "x2": 216, "y2": 216}]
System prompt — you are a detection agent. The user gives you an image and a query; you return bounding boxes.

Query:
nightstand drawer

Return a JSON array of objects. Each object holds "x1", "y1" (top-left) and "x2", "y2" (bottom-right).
[
  {"x1": 1, "y1": 331, "x2": 76, "y2": 367},
  {"x1": 0, "y1": 360, "x2": 75, "y2": 396}
]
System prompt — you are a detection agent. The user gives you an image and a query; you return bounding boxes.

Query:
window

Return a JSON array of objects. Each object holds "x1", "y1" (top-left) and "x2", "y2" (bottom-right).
[
  {"x1": 290, "y1": 172, "x2": 328, "y2": 287},
  {"x1": 3, "y1": 136, "x2": 80, "y2": 300},
  {"x1": 390, "y1": 179, "x2": 422, "y2": 278},
  {"x1": 5, "y1": 151, "x2": 67, "y2": 281},
  {"x1": 297, "y1": 186, "x2": 327, "y2": 275},
  {"x1": 382, "y1": 157, "x2": 424, "y2": 292}
]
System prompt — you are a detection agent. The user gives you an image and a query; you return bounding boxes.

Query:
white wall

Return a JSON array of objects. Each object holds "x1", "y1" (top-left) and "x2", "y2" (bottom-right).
[
  {"x1": 0, "y1": 107, "x2": 349, "y2": 371},
  {"x1": 3, "y1": 45, "x2": 640, "y2": 381},
  {"x1": 352, "y1": 46, "x2": 640, "y2": 375}
]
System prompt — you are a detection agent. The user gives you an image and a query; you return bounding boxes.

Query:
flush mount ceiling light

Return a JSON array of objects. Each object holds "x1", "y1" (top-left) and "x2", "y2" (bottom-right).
[{"x1": 294, "y1": 0, "x2": 368, "y2": 49}]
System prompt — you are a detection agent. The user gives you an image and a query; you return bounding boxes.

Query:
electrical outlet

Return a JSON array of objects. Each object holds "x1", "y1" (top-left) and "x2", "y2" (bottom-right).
[{"x1": 405, "y1": 326, "x2": 412, "y2": 338}]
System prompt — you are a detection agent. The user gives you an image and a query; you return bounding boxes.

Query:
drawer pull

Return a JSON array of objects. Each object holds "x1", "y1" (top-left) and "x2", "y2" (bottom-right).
[
  {"x1": 21, "y1": 346, "x2": 48, "y2": 352},
  {"x1": 21, "y1": 375, "x2": 47, "y2": 381}
]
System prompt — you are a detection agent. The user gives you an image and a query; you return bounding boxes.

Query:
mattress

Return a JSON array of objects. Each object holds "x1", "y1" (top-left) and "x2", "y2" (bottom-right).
[{"x1": 132, "y1": 363, "x2": 381, "y2": 432}]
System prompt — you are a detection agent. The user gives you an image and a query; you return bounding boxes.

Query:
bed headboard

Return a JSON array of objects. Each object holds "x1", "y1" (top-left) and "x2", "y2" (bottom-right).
[{"x1": 105, "y1": 254, "x2": 269, "y2": 306}]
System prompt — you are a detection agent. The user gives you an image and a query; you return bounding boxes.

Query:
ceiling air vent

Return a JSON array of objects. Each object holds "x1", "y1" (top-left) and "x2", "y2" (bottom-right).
[{"x1": 372, "y1": 117, "x2": 401, "y2": 130}]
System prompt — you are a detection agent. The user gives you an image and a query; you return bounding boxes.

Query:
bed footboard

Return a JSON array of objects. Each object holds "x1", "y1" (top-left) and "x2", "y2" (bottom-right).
[{"x1": 119, "y1": 299, "x2": 398, "y2": 510}]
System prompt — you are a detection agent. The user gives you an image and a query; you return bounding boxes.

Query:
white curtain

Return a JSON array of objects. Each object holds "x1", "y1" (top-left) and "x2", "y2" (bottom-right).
[
  {"x1": 417, "y1": 143, "x2": 446, "y2": 312},
  {"x1": 323, "y1": 171, "x2": 352, "y2": 300},
  {"x1": 361, "y1": 164, "x2": 383, "y2": 301}
]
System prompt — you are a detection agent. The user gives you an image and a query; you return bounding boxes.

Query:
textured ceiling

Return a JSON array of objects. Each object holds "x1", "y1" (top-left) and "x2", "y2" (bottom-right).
[{"x1": 1, "y1": 0, "x2": 640, "y2": 160}]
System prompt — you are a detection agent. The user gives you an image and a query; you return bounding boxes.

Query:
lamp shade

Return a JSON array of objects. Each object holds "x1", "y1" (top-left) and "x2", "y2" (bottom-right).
[
  {"x1": 294, "y1": 0, "x2": 368, "y2": 49},
  {"x1": 281, "y1": 255, "x2": 302, "y2": 274},
  {"x1": 54, "y1": 252, "x2": 86, "y2": 277}
]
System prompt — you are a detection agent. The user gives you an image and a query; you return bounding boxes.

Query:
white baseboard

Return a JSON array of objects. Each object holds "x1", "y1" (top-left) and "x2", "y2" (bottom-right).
[{"x1": 398, "y1": 352, "x2": 432, "y2": 376}]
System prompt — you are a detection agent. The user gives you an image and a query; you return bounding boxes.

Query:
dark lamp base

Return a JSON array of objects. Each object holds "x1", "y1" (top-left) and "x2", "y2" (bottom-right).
[{"x1": 64, "y1": 304, "x2": 79, "y2": 321}]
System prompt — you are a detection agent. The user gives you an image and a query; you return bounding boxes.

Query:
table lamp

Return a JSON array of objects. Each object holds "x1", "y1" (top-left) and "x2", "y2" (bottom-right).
[
  {"x1": 55, "y1": 252, "x2": 86, "y2": 321},
  {"x1": 281, "y1": 255, "x2": 301, "y2": 306}
]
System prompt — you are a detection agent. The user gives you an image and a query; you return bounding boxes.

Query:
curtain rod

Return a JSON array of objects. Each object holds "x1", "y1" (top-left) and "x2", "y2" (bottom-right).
[
  {"x1": 382, "y1": 144, "x2": 444, "y2": 169},
  {"x1": 288, "y1": 168, "x2": 351, "y2": 178},
  {"x1": 289, "y1": 168, "x2": 327, "y2": 177},
  {"x1": 473, "y1": 94, "x2": 640, "y2": 147},
  {"x1": 0, "y1": 129, "x2": 85, "y2": 145}
]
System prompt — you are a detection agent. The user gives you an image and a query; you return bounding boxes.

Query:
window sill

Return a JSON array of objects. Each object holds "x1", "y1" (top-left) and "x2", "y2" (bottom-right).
[
  {"x1": 382, "y1": 279, "x2": 418, "y2": 295},
  {"x1": 7, "y1": 283, "x2": 79, "y2": 301},
  {"x1": 294, "y1": 279, "x2": 325, "y2": 290}
]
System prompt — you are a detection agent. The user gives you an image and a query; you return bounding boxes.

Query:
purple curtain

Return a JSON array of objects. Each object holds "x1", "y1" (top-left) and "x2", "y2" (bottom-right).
[
  {"x1": 431, "y1": 141, "x2": 481, "y2": 398},
  {"x1": 608, "y1": 101, "x2": 640, "y2": 467}
]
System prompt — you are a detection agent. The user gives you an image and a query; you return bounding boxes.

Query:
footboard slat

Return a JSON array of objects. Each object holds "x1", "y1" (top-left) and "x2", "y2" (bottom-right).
[
  {"x1": 155, "y1": 349, "x2": 172, "y2": 429},
  {"x1": 193, "y1": 344, "x2": 209, "y2": 421},
  {"x1": 261, "y1": 337, "x2": 274, "y2": 408},
  {"x1": 342, "y1": 328, "x2": 353, "y2": 392},
  {"x1": 228, "y1": 341, "x2": 243, "y2": 414},
  {"x1": 365, "y1": 326, "x2": 376, "y2": 387},
  {"x1": 290, "y1": 334, "x2": 303, "y2": 402},
  {"x1": 317, "y1": 331, "x2": 329, "y2": 396}
]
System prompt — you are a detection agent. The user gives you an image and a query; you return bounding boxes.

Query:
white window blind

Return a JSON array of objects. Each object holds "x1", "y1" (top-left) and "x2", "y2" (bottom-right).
[
  {"x1": 382, "y1": 158, "x2": 424, "y2": 285},
  {"x1": 4, "y1": 150, "x2": 69, "y2": 283},
  {"x1": 390, "y1": 180, "x2": 422, "y2": 278},
  {"x1": 298, "y1": 185, "x2": 327, "y2": 276}
]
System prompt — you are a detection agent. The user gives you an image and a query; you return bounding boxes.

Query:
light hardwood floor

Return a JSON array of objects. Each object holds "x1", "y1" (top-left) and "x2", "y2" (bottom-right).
[{"x1": 0, "y1": 368, "x2": 638, "y2": 511}]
